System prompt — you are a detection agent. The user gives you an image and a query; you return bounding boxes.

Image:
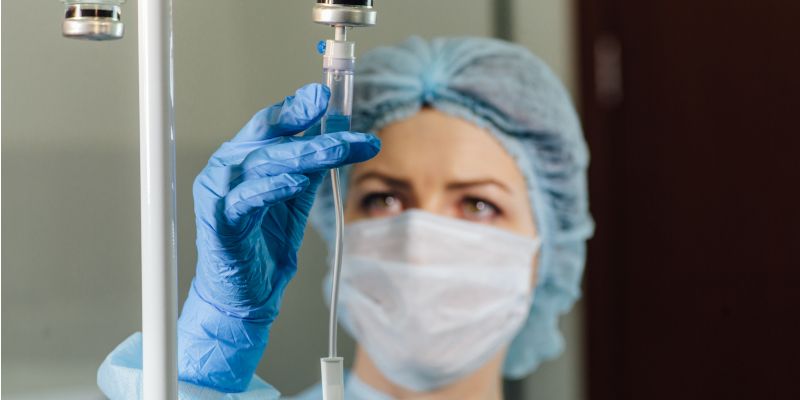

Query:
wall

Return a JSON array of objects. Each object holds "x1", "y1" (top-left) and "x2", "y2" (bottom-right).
[
  {"x1": 1, "y1": 1, "x2": 580, "y2": 398},
  {"x1": 511, "y1": 2, "x2": 586, "y2": 400}
]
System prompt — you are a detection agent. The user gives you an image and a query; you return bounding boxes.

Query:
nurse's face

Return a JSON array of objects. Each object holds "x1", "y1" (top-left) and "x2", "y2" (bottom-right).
[{"x1": 344, "y1": 108, "x2": 537, "y2": 240}]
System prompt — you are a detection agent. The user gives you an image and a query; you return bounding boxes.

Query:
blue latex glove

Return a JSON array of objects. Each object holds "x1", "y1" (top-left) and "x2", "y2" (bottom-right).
[{"x1": 178, "y1": 83, "x2": 380, "y2": 392}]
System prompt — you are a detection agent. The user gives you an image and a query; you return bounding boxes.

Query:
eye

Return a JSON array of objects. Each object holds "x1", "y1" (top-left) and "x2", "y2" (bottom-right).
[
  {"x1": 460, "y1": 197, "x2": 501, "y2": 222},
  {"x1": 360, "y1": 192, "x2": 403, "y2": 217}
]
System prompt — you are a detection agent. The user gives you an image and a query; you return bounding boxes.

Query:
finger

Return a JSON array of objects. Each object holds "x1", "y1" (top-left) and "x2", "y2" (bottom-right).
[
  {"x1": 336, "y1": 131, "x2": 382, "y2": 163},
  {"x1": 238, "y1": 131, "x2": 381, "y2": 180},
  {"x1": 223, "y1": 173, "x2": 310, "y2": 227},
  {"x1": 231, "y1": 84, "x2": 330, "y2": 143},
  {"x1": 209, "y1": 125, "x2": 321, "y2": 168}
]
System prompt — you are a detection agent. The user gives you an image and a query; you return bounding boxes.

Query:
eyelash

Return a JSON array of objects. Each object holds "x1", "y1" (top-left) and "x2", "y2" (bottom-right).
[
  {"x1": 462, "y1": 196, "x2": 503, "y2": 219},
  {"x1": 360, "y1": 192, "x2": 401, "y2": 210},
  {"x1": 358, "y1": 192, "x2": 503, "y2": 221}
]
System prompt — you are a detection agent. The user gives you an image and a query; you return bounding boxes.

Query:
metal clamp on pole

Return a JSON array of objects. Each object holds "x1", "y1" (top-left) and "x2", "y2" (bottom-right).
[{"x1": 62, "y1": 0, "x2": 125, "y2": 40}]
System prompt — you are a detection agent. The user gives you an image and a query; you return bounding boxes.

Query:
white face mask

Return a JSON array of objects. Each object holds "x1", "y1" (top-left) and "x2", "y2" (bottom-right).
[{"x1": 331, "y1": 210, "x2": 540, "y2": 392}]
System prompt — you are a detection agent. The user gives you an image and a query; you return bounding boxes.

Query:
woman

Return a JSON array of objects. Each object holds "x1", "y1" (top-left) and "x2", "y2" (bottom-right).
[{"x1": 99, "y1": 36, "x2": 593, "y2": 400}]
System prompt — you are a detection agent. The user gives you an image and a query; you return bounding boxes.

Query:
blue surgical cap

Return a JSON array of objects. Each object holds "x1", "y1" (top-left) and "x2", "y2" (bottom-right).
[{"x1": 309, "y1": 36, "x2": 594, "y2": 378}]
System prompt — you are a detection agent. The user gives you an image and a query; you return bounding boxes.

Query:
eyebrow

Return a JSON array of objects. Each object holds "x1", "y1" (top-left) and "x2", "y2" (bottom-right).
[
  {"x1": 353, "y1": 171, "x2": 512, "y2": 193},
  {"x1": 353, "y1": 171, "x2": 412, "y2": 190},
  {"x1": 447, "y1": 179, "x2": 512, "y2": 193}
]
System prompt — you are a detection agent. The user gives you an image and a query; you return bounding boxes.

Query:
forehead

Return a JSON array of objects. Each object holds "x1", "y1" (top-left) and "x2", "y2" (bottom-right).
[{"x1": 354, "y1": 109, "x2": 525, "y2": 186}]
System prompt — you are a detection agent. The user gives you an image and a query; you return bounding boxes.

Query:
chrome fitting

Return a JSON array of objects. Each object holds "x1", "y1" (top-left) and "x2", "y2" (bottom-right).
[
  {"x1": 62, "y1": 1, "x2": 125, "y2": 41},
  {"x1": 312, "y1": 0, "x2": 376, "y2": 27}
]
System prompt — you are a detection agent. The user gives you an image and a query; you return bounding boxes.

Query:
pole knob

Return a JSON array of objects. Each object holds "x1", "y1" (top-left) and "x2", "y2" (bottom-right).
[{"x1": 62, "y1": 1, "x2": 125, "y2": 41}]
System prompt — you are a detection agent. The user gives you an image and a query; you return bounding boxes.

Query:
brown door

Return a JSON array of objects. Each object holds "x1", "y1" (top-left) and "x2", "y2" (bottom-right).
[{"x1": 578, "y1": 1, "x2": 800, "y2": 399}]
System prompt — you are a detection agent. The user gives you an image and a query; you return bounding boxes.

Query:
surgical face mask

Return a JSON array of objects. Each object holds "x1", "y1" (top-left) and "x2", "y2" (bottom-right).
[{"x1": 330, "y1": 210, "x2": 540, "y2": 391}]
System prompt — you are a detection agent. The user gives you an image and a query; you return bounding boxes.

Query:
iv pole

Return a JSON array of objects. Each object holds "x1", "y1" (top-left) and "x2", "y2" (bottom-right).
[
  {"x1": 137, "y1": 0, "x2": 179, "y2": 399},
  {"x1": 62, "y1": 1, "x2": 178, "y2": 398}
]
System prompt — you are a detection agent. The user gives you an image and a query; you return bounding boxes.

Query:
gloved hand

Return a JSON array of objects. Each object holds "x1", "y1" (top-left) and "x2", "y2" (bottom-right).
[{"x1": 177, "y1": 83, "x2": 380, "y2": 392}]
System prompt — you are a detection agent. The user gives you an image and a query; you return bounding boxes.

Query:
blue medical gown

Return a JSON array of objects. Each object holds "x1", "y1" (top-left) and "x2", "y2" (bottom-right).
[{"x1": 97, "y1": 333, "x2": 392, "y2": 399}]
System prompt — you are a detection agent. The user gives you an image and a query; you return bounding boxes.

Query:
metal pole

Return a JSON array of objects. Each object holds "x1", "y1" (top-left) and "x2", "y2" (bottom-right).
[
  {"x1": 493, "y1": 0, "x2": 514, "y2": 41},
  {"x1": 138, "y1": 0, "x2": 178, "y2": 398},
  {"x1": 494, "y1": 2, "x2": 522, "y2": 399}
]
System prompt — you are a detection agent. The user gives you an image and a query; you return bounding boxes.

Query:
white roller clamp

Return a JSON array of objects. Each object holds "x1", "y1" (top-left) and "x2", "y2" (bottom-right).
[{"x1": 321, "y1": 357, "x2": 345, "y2": 400}]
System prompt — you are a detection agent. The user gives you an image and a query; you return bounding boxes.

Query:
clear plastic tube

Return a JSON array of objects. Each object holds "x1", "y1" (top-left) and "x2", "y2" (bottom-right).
[{"x1": 321, "y1": 35, "x2": 354, "y2": 360}]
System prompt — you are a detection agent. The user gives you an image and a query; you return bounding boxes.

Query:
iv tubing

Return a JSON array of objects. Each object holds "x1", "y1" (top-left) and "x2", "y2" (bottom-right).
[
  {"x1": 325, "y1": 25, "x2": 351, "y2": 360},
  {"x1": 320, "y1": 24, "x2": 354, "y2": 400},
  {"x1": 138, "y1": 0, "x2": 178, "y2": 398},
  {"x1": 328, "y1": 168, "x2": 344, "y2": 358}
]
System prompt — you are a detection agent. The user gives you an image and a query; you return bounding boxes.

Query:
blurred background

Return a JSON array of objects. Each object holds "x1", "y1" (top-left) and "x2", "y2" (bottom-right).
[
  {"x1": 3, "y1": 0, "x2": 799, "y2": 399},
  {"x1": 2, "y1": 0, "x2": 582, "y2": 399}
]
